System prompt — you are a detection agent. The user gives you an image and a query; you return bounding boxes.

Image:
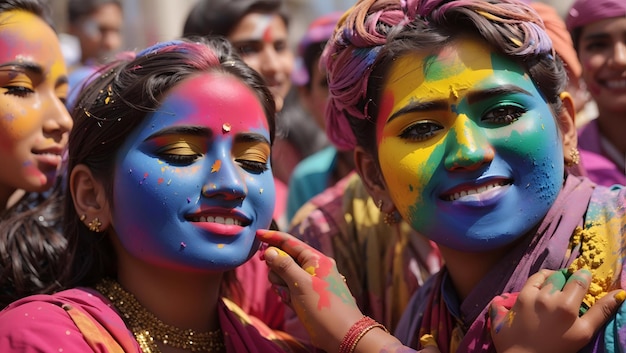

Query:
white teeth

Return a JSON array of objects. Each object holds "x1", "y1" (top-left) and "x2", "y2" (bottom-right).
[
  {"x1": 192, "y1": 216, "x2": 242, "y2": 226},
  {"x1": 446, "y1": 181, "x2": 506, "y2": 201},
  {"x1": 605, "y1": 80, "x2": 626, "y2": 89}
]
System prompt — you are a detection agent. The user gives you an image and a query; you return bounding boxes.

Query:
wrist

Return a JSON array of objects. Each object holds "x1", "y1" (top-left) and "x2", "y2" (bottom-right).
[{"x1": 338, "y1": 316, "x2": 390, "y2": 353}]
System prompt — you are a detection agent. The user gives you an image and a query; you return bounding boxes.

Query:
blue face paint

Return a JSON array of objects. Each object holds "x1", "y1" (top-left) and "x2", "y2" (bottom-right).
[
  {"x1": 377, "y1": 38, "x2": 565, "y2": 251},
  {"x1": 112, "y1": 73, "x2": 275, "y2": 271}
]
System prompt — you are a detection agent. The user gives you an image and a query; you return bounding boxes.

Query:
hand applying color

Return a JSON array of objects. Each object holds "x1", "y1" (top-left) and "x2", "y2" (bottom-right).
[{"x1": 257, "y1": 229, "x2": 443, "y2": 353}]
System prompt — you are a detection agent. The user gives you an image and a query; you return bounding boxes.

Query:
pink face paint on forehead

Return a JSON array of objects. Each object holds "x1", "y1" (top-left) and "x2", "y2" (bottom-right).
[{"x1": 162, "y1": 73, "x2": 269, "y2": 134}]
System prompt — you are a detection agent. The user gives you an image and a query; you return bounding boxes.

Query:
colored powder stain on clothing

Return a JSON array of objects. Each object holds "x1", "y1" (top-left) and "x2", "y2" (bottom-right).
[
  {"x1": 157, "y1": 178, "x2": 164, "y2": 185},
  {"x1": 571, "y1": 220, "x2": 623, "y2": 305}
]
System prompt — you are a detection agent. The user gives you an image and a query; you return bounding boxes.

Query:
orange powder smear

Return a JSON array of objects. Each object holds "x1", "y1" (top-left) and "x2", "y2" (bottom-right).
[{"x1": 211, "y1": 160, "x2": 221, "y2": 173}]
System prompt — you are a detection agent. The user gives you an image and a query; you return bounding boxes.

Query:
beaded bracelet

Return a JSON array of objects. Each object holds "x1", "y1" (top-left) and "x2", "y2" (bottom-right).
[{"x1": 338, "y1": 316, "x2": 389, "y2": 353}]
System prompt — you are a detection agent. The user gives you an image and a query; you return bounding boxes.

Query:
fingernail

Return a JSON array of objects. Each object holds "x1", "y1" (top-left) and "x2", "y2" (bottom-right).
[
  {"x1": 419, "y1": 334, "x2": 437, "y2": 347},
  {"x1": 264, "y1": 248, "x2": 278, "y2": 263},
  {"x1": 615, "y1": 290, "x2": 626, "y2": 303}
]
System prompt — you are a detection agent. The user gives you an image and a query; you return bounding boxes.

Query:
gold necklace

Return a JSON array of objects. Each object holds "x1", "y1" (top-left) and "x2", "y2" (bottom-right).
[{"x1": 96, "y1": 278, "x2": 225, "y2": 353}]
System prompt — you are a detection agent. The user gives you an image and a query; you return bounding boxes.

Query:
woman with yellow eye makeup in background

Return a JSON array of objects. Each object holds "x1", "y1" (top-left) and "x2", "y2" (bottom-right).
[
  {"x1": 252, "y1": 0, "x2": 626, "y2": 352},
  {"x1": 0, "y1": 0, "x2": 73, "y2": 308},
  {"x1": 0, "y1": 37, "x2": 314, "y2": 353}
]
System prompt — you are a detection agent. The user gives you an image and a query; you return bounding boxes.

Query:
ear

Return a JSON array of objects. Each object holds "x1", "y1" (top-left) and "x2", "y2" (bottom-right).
[
  {"x1": 558, "y1": 92, "x2": 579, "y2": 164},
  {"x1": 353, "y1": 146, "x2": 395, "y2": 213},
  {"x1": 69, "y1": 164, "x2": 112, "y2": 231}
]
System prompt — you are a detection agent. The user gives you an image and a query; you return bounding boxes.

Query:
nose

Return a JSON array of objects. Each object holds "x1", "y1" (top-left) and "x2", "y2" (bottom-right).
[
  {"x1": 443, "y1": 115, "x2": 494, "y2": 171},
  {"x1": 609, "y1": 41, "x2": 626, "y2": 68},
  {"x1": 101, "y1": 30, "x2": 121, "y2": 52},
  {"x1": 42, "y1": 95, "x2": 73, "y2": 142},
  {"x1": 258, "y1": 46, "x2": 282, "y2": 79},
  {"x1": 201, "y1": 156, "x2": 247, "y2": 201}
]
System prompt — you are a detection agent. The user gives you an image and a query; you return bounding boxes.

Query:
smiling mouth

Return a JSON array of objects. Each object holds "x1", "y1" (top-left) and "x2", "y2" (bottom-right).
[
  {"x1": 601, "y1": 79, "x2": 626, "y2": 90},
  {"x1": 442, "y1": 180, "x2": 511, "y2": 201},
  {"x1": 189, "y1": 215, "x2": 244, "y2": 226}
]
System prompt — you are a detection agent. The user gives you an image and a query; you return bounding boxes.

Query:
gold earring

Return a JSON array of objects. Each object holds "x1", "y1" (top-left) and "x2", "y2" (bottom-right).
[
  {"x1": 566, "y1": 147, "x2": 580, "y2": 166},
  {"x1": 88, "y1": 217, "x2": 102, "y2": 233},
  {"x1": 384, "y1": 210, "x2": 401, "y2": 225},
  {"x1": 80, "y1": 214, "x2": 86, "y2": 221},
  {"x1": 377, "y1": 199, "x2": 383, "y2": 211}
]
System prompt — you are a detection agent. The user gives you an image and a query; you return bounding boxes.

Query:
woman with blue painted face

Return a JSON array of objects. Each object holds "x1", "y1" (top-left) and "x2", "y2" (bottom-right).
[{"x1": 0, "y1": 37, "x2": 310, "y2": 353}]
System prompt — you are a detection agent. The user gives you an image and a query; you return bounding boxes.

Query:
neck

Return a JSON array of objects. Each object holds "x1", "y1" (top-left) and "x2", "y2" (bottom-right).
[
  {"x1": 0, "y1": 188, "x2": 25, "y2": 212},
  {"x1": 438, "y1": 243, "x2": 514, "y2": 301},
  {"x1": 596, "y1": 109, "x2": 626, "y2": 155},
  {"x1": 116, "y1": 257, "x2": 224, "y2": 332}
]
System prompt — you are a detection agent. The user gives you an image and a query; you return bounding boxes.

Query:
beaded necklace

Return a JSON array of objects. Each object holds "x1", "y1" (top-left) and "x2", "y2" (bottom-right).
[{"x1": 96, "y1": 278, "x2": 225, "y2": 353}]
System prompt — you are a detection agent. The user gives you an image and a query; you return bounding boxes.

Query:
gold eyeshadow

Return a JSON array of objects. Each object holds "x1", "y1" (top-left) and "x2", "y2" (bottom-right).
[{"x1": 232, "y1": 141, "x2": 270, "y2": 164}]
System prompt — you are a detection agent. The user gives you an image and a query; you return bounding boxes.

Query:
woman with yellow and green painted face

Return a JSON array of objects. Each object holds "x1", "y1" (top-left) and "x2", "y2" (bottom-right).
[{"x1": 255, "y1": 0, "x2": 626, "y2": 352}]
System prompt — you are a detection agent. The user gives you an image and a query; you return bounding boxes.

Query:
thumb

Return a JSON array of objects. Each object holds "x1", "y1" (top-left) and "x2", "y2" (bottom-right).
[
  {"x1": 263, "y1": 246, "x2": 307, "y2": 289},
  {"x1": 580, "y1": 289, "x2": 626, "y2": 331}
]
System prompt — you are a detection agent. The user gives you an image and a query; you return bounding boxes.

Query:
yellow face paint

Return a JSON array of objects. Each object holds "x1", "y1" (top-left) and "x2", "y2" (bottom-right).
[
  {"x1": 0, "y1": 10, "x2": 71, "y2": 194},
  {"x1": 374, "y1": 37, "x2": 565, "y2": 252},
  {"x1": 377, "y1": 39, "x2": 494, "y2": 216}
]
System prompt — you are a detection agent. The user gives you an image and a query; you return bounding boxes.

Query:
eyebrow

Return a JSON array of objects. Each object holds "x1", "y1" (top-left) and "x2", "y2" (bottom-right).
[
  {"x1": 388, "y1": 100, "x2": 449, "y2": 122},
  {"x1": 0, "y1": 61, "x2": 68, "y2": 87},
  {"x1": 0, "y1": 61, "x2": 44, "y2": 76},
  {"x1": 145, "y1": 126, "x2": 213, "y2": 141},
  {"x1": 235, "y1": 133, "x2": 270, "y2": 145},
  {"x1": 580, "y1": 32, "x2": 612, "y2": 42},
  {"x1": 466, "y1": 85, "x2": 532, "y2": 105},
  {"x1": 387, "y1": 84, "x2": 532, "y2": 123}
]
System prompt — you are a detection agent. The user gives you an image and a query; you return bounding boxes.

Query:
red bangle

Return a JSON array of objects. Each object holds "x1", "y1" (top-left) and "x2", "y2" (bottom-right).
[{"x1": 338, "y1": 316, "x2": 389, "y2": 353}]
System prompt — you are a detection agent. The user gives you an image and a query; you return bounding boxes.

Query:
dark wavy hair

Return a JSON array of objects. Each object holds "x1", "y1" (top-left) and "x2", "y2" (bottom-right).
[
  {"x1": 61, "y1": 37, "x2": 276, "y2": 298},
  {"x1": 182, "y1": 0, "x2": 288, "y2": 38},
  {"x1": 0, "y1": 0, "x2": 66, "y2": 308},
  {"x1": 67, "y1": 0, "x2": 121, "y2": 25}
]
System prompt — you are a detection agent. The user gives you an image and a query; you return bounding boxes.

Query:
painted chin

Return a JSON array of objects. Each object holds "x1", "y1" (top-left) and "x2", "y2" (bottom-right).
[{"x1": 24, "y1": 165, "x2": 56, "y2": 189}]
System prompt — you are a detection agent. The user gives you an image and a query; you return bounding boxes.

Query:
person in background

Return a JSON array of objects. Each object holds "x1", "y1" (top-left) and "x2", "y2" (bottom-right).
[
  {"x1": 525, "y1": 1, "x2": 594, "y2": 128},
  {"x1": 0, "y1": 0, "x2": 73, "y2": 307},
  {"x1": 260, "y1": 0, "x2": 626, "y2": 351},
  {"x1": 566, "y1": 0, "x2": 626, "y2": 187},
  {"x1": 286, "y1": 11, "x2": 355, "y2": 222},
  {"x1": 0, "y1": 37, "x2": 310, "y2": 353},
  {"x1": 64, "y1": 0, "x2": 123, "y2": 109}
]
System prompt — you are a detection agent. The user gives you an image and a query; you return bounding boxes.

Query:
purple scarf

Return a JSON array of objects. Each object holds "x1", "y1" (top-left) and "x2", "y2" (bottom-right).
[{"x1": 417, "y1": 176, "x2": 603, "y2": 352}]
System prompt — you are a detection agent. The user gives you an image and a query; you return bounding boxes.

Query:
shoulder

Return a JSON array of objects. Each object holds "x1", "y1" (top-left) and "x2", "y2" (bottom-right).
[
  {"x1": 289, "y1": 173, "x2": 357, "y2": 237},
  {"x1": 290, "y1": 146, "x2": 338, "y2": 181},
  {"x1": 0, "y1": 289, "x2": 100, "y2": 351}
]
